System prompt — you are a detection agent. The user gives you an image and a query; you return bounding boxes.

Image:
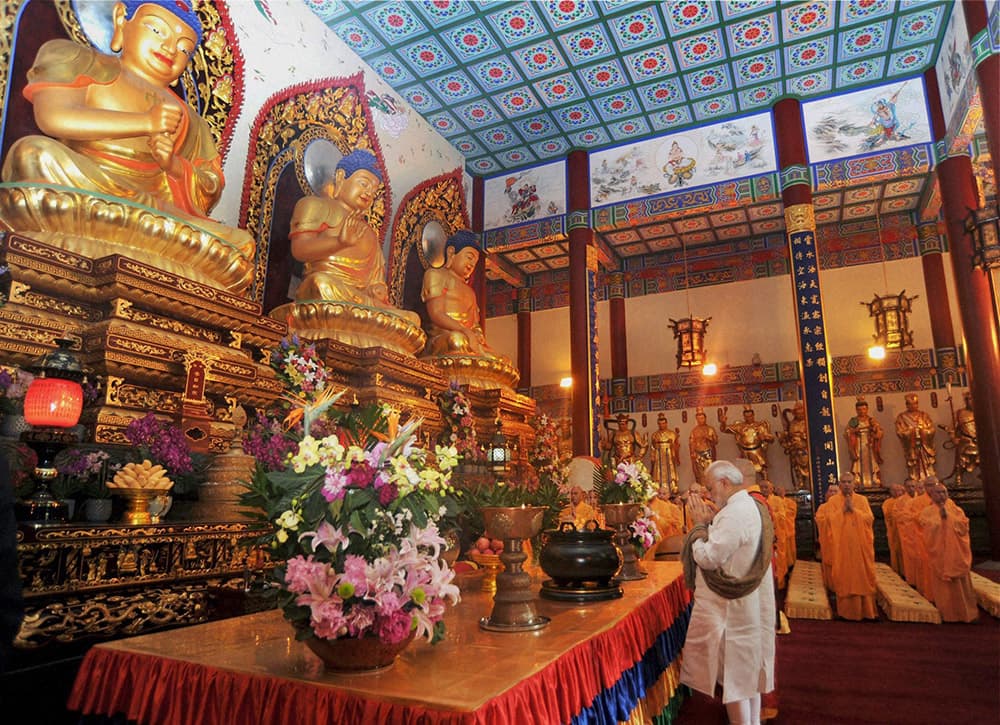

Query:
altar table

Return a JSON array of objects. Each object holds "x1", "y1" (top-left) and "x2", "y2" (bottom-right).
[{"x1": 68, "y1": 562, "x2": 691, "y2": 724}]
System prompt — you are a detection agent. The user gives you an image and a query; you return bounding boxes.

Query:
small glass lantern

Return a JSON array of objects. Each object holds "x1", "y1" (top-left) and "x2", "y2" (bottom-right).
[
  {"x1": 487, "y1": 416, "x2": 509, "y2": 480},
  {"x1": 669, "y1": 317, "x2": 711, "y2": 370}
]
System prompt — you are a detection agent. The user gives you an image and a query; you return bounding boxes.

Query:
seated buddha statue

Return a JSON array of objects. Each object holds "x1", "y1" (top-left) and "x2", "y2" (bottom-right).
[
  {"x1": 420, "y1": 230, "x2": 518, "y2": 391},
  {"x1": 0, "y1": 1, "x2": 254, "y2": 293},
  {"x1": 270, "y1": 149, "x2": 424, "y2": 356}
]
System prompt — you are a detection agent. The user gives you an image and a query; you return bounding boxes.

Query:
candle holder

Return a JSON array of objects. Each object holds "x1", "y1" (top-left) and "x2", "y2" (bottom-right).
[
  {"x1": 479, "y1": 506, "x2": 549, "y2": 632},
  {"x1": 601, "y1": 503, "x2": 647, "y2": 581}
]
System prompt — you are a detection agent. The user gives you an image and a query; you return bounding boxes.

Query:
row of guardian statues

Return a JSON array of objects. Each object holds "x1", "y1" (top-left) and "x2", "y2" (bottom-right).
[{"x1": 600, "y1": 393, "x2": 978, "y2": 493}]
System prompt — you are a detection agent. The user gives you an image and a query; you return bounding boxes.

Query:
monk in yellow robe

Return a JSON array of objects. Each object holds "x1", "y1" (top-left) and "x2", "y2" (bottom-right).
[
  {"x1": 881, "y1": 482, "x2": 907, "y2": 577},
  {"x1": 643, "y1": 487, "x2": 684, "y2": 561},
  {"x1": 918, "y1": 483, "x2": 979, "y2": 622},
  {"x1": 815, "y1": 484, "x2": 841, "y2": 589},
  {"x1": 760, "y1": 480, "x2": 788, "y2": 588},
  {"x1": 559, "y1": 486, "x2": 597, "y2": 529},
  {"x1": 898, "y1": 477, "x2": 934, "y2": 598},
  {"x1": 814, "y1": 474, "x2": 877, "y2": 620}
]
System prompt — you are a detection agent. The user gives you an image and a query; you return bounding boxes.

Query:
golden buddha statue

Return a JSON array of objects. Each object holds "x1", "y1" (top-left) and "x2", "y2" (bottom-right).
[
  {"x1": 688, "y1": 407, "x2": 718, "y2": 485},
  {"x1": 599, "y1": 413, "x2": 648, "y2": 468},
  {"x1": 648, "y1": 413, "x2": 680, "y2": 493},
  {"x1": 0, "y1": 1, "x2": 254, "y2": 293},
  {"x1": 420, "y1": 230, "x2": 518, "y2": 391},
  {"x1": 271, "y1": 149, "x2": 425, "y2": 356},
  {"x1": 721, "y1": 405, "x2": 775, "y2": 480}
]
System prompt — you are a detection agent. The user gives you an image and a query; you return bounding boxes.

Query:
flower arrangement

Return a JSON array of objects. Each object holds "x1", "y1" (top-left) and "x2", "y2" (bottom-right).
[
  {"x1": 57, "y1": 448, "x2": 112, "y2": 498},
  {"x1": 436, "y1": 382, "x2": 483, "y2": 462},
  {"x1": 243, "y1": 410, "x2": 299, "y2": 472},
  {"x1": 241, "y1": 337, "x2": 462, "y2": 648},
  {"x1": 0, "y1": 367, "x2": 34, "y2": 415},
  {"x1": 125, "y1": 413, "x2": 195, "y2": 477},
  {"x1": 596, "y1": 460, "x2": 657, "y2": 505},
  {"x1": 270, "y1": 334, "x2": 329, "y2": 394},
  {"x1": 528, "y1": 414, "x2": 569, "y2": 488},
  {"x1": 629, "y1": 508, "x2": 660, "y2": 557}
]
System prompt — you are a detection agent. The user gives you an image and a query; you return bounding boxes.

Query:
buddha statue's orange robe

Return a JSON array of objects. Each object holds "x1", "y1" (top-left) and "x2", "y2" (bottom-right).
[
  {"x1": 815, "y1": 493, "x2": 877, "y2": 620},
  {"x1": 918, "y1": 500, "x2": 979, "y2": 622}
]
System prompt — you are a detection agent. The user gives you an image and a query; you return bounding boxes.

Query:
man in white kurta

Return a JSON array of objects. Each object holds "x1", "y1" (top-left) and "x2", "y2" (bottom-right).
[{"x1": 681, "y1": 460, "x2": 776, "y2": 725}]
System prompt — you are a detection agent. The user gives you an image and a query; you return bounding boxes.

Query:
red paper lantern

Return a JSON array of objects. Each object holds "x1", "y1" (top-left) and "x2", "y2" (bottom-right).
[{"x1": 23, "y1": 376, "x2": 83, "y2": 428}]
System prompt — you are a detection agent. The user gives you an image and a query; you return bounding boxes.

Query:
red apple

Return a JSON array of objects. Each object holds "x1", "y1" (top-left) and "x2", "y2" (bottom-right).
[
  {"x1": 490, "y1": 539, "x2": 504, "y2": 552},
  {"x1": 476, "y1": 537, "x2": 491, "y2": 552}
]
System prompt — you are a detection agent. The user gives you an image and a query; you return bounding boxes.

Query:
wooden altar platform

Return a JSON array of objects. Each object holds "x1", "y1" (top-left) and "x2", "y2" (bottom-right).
[{"x1": 68, "y1": 562, "x2": 691, "y2": 724}]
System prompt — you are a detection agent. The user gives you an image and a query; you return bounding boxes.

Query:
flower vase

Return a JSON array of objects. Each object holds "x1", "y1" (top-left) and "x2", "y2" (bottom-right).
[
  {"x1": 601, "y1": 503, "x2": 647, "y2": 581},
  {"x1": 304, "y1": 631, "x2": 415, "y2": 673},
  {"x1": 479, "y1": 506, "x2": 549, "y2": 632}
]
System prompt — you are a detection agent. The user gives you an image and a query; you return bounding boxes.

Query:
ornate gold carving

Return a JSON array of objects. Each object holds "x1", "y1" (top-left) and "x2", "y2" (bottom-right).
[
  {"x1": 428, "y1": 354, "x2": 520, "y2": 393},
  {"x1": 0, "y1": 2, "x2": 27, "y2": 126},
  {"x1": 271, "y1": 301, "x2": 427, "y2": 357},
  {"x1": 0, "y1": 187, "x2": 254, "y2": 292},
  {"x1": 111, "y1": 299, "x2": 222, "y2": 343},
  {"x1": 105, "y1": 380, "x2": 184, "y2": 413},
  {"x1": 229, "y1": 331, "x2": 243, "y2": 349},
  {"x1": 784, "y1": 204, "x2": 815, "y2": 234}
]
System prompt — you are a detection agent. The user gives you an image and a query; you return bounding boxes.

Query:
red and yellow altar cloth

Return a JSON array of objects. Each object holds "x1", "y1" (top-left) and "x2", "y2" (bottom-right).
[{"x1": 68, "y1": 562, "x2": 691, "y2": 724}]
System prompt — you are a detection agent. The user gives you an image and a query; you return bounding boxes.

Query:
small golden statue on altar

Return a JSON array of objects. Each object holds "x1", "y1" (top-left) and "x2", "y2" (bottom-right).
[
  {"x1": 688, "y1": 407, "x2": 718, "y2": 485},
  {"x1": 599, "y1": 413, "x2": 648, "y2": 468},
  {"x1": 273, "y1": 149, "x2": 424, "y2": 355},
  {"x1": 0, "y1": 1, "x2": 255, "y2": 293},
  {"x1": 895, "y1": 393, "x2": 936, "y2": 481},
  {"x1": 420, "y1": 230, "x2": 518, "y2": 391},
  {"x1": 721, "y1": 405, "x2": 775, "y2": 481},
  {"x1": 648, "y1": 413, "x2": 681, "y2": 493},
  {"x1": 844, "y1": 397, "x2": 883, "y2": 489},
  {"x1": 778, "y1": 401, "x2": 811, "y2": 490}
]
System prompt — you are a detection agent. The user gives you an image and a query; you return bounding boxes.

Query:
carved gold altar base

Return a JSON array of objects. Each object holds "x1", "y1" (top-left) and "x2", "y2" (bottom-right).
[
  {"x1": 271, "y1": 301, "x2": 426, "y2": 357},
  {"x1": 0, "y1": 184, "x2": 254, "y2": 293},
  {"x1": 425, "y1": 353, "x2": 520, "y2": 394},
  {"x1": 0, "y1": 232, "x2": 285, "y2": 448}
]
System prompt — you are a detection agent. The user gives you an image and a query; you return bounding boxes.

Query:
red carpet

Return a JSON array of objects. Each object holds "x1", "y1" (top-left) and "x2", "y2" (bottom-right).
[{"x1": 675, "y1": 611, "x2": 1000, "y2": 724}]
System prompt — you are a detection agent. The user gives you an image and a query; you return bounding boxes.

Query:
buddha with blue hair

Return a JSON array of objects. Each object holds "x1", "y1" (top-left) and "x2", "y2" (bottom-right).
[
  {"x1": 276, "y1": 148, "x2": 424, "y2": 355},
  {"x1": 290, "y1": 149, "x2": 398, "y2": 310},
  {"x1": 421, "y1": 230, "x2": 519, "y2": 390},
  {"x1": 0, "y1": 1, "x2": 254, "y2": 292}
]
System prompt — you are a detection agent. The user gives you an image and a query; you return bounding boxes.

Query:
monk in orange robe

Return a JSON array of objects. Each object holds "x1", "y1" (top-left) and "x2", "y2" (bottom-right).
[
  {"x1": 760, "y1": 480, "x2": 788, "y2": 588},
  {"x1": 815, "y1": 474, "x2": 877, "y2": 620},
  {"x1": 643, "y1": 487, "x2": 684, "y2": 561},
  {"x1": 881, "y1": 482, "x2": 907, "y2": 577},
  {"x1": 918, "y1": 483, "x2": 979, "y2": 622},
  {"x1": 898, "y1": 477, "x2": 934, "y2": 598},
  {"x1": 815, "y1": 483, "x2": 841, "y2": 588},
  {"x1": 775, "y1": 486, "x2": 797, "y2": 570}
]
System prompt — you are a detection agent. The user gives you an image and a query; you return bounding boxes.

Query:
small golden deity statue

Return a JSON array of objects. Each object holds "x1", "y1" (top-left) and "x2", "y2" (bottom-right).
[
  {"x1": 721, "y1": 405, "x2": 775, "y2": 480},
  {"x1": 420, "y1": 230, "x2": 518, "y2": 390},
  {"x1": 844, "y1": 397, "x2": 883, "y2": 488},
  {"x1": 895, "y1": 393, "x2": 936, "y2": 481},
  {"x1": 600, "y1": 413, "x2": 648, "y2": 468},
  {"x1": 0, "y1": 1, "x2": 255, "y2": 292},
  {"x1": 946, "y1": 390, "x2": 979, "y2": 486},
  {"x1": 688, "y1": 407, "x2": 718, "y2": 485},
  {"x1": 273, "y1": 149, "x2": 424, "y2": 355},
  {"x1": 778, "y1": 401, "x2": 811, "y2": 490},
  {"x1": 648, "y1": 413, "x2": 681, "y2": 493}
]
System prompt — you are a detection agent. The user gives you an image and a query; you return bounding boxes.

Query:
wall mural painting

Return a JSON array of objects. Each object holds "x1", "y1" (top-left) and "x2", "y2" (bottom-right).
[
  {"x1": 803, "y1": 79, "x2": 932, "y2": 165},
  {"x1": 483, "y1": 160, "x2": 566, "y2": 231},
  {"x1": 588, "y1": 112, "x2": 776, "y2": 207},
  {"x1": 934, "y1": 1, "x2": 973, "y2": 135},
  {"x1": 239, "y1": 74, "x2": 386, "y2": 304}
]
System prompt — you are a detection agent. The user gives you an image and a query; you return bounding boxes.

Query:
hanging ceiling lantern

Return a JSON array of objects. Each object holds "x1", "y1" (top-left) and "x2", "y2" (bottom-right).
[
  {"x1": 669, "y1": 317, "x2": 711, "y2": 370},
  {"x1": 864, "y1": 291, "x2": 916, "y2": 356},
  {"x1": 965, "y1": 203, "x2": 1000, "y2": 270}
]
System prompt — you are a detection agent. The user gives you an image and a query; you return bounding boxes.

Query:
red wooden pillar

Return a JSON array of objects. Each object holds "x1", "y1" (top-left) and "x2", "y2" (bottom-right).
[
  {"x1": 965, "y1": 0, "x2": 999, "y2": 165},
  {"x1": 927, "y1": 67, "x2": 1000, "y2": 557},
  {"x1": 516, "y1": 286, "x2": 532, "y2": 392},
  {"x1": 567, "y1": 150, "x2": 599, "y2": 457},
  {"x1": 607, "y1": 271, "x2": 627, "y2": 380}
]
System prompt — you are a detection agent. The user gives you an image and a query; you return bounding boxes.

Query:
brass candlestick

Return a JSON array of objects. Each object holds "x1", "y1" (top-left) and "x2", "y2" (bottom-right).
[{"x1": 479, "y1": 506, "x2": 549, "y2": 632}]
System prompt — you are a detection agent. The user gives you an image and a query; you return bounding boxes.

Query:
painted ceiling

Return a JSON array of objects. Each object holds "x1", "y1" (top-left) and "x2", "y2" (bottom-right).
[{"x1": 312, "y1": 0, "x2": 954, "y2": 176}]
